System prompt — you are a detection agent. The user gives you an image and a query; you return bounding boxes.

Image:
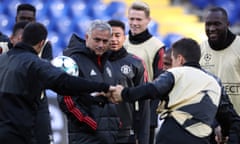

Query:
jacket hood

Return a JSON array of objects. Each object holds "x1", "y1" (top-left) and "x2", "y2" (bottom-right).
[{"x1": 63, "y1": 33, "x2": 87, "y2": 57}]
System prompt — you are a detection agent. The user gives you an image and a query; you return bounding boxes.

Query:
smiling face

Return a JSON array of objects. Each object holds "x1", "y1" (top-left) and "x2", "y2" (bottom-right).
[
  {"x1": 85, "y1": 29, "x2": 111, "y2": 56},
  {"x1": 205, "y1": 10, "x2": 229, "y2": 45},
  {"x1": 128, "y1": 9, "x2": 150, "y2": 35},
  {"x1": 109, "y1": 26, "x2": 125, "y2": 51}
]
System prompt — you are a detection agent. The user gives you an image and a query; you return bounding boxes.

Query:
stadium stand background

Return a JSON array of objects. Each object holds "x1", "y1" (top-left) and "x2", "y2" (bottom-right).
[
  {"x1": 1, "y1": 0, "x2": 240, "y2": 143},
  {"x1": 1, "y1": 0, "x2": 240, "y2": 55}
]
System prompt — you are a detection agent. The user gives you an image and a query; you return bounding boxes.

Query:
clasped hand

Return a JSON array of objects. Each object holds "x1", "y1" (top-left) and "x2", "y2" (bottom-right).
[{"x1": 93, "y1": 85, "x2": 124, "y2": 103}]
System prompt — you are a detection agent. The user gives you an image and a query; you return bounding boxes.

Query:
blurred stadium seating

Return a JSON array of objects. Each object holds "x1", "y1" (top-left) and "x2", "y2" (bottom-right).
[{"x1": 0, "y1": 0, "x2": 239, "y2": 57}]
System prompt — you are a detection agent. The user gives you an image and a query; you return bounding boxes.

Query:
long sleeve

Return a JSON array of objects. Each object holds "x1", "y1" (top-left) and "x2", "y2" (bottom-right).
[
  {"x1": 33, "y1": 60, "x2": 110, "y2": 95},
  {"x1": 122, "y1": 71, "x2": 174, "y2": 102},
  {"x1": 57, "y1": 94, "x2": 98, "y2": 130}
]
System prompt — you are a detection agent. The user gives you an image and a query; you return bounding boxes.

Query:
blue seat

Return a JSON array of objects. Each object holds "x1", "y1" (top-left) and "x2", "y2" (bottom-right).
[
  {"x1": 105, "y1": 1, "x2": 126, "y2": 19},
  {"x1": 0, "y1": 14, "x2": 14, "y2": 30},
  {"x1": 29, "y1": 1, "x2": 48, "y2": 19},
  {"x1": 62, "y1": 33, "x2": 73, "y2": 49},
  {"x1": 189, "y1": 0, "x2": 213, "y2": 9},
  {"x1": 54, "y1": 16, "x2": 74, "y2": 35},
  {"x1": 82, "y1": 0, "x2": 102, "y2": 11},
  {"x1": 48, "y1": 0, "x2": 68, "y2": 19},
  {"x1": 148, "y1": 20, "x2": 159, "y2": 36},
  {"x1": 88, "y1": 1, "x2": 109, "y2": 19},
  {"x1": 38, "y1": 15, "x2": 54, "y2": 32},
  {"x1": 6, "y1": 0, "x2": 21, "y2": 18},
  {"x1": 74, "y1": 15, "x2": 93, "y2": 38},
  {"x1": 162, "y1": 33, "x2": 183, "y2": 50},
  {"x1": 69, "y1": 0, "x2": 89, "y2": 19},
  {"x1": 47, "y1": 31, "x2": 63, "y2": 57},
  {"x1": 214, "y1": 0, "x2": 239, "y2": 25}
]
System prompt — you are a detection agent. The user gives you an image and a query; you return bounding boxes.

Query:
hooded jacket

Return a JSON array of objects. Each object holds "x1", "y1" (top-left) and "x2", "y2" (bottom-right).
[{"x1": 58, "y1": 34, "x2": 120, "y2": 144}]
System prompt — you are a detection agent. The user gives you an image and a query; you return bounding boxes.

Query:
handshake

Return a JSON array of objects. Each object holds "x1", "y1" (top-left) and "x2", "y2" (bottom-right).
[{"x1": 92, "y1": 85, "x2": 125, "y2": 104}]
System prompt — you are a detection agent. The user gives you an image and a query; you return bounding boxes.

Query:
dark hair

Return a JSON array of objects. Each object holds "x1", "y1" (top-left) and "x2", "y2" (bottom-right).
[
  {"x1": 171, "y1": 38, "x2": 201, "y2": 63},
  {"x1": 12, "y1": 21, "x2": 29, "y2": 36},
  {"x1": 107, "y1": 20, "x2": 125, "y2": 31},
  {"x1": 22, "y1": 22, "x2": 47, "y2": 45},
  {"x1": 17, "y1": 3, "x2": 36, "y2": 15},
  {"x1": 207, "y1": 7, "x2": 228, "y2": 21}
]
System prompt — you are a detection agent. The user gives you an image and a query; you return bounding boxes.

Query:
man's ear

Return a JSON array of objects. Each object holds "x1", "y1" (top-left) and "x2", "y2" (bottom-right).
[
  {"x1": 40, "y1": 40, "x2": 45, "y2": 47},
  {"x1": 85, "y1": 34, "x2": 89, "y2": 40},
  {"x1": 179, "y1": 55, "x2": 185, "y2": 65},
  {"x1": 35, "y1": 40, "x2": 45, "y2": 54}
]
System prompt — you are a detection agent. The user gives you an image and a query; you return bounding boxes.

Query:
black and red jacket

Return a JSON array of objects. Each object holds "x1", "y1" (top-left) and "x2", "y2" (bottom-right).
[{"x1": 58, "y1": 34, "x2": 120, "y2": 144}]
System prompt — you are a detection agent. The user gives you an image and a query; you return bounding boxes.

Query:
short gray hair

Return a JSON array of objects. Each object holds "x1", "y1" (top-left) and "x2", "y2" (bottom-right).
[{"x1": 86, "y1": 19, "x2": 112, "y2": 36}]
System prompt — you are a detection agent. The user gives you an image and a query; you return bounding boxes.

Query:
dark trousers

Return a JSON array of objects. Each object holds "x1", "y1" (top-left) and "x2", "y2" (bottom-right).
[
  {"x1": 34, "y1": 96, "x2": 53, "y2": 144},
  {"x1": 156, "y1": 117, "x2": 210, "y2": 144}
]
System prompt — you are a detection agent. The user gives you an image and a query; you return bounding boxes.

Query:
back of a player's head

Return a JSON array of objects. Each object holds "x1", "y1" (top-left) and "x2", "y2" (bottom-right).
[
  {"x1": 17, "y1": 3, "x2": 36, "y2": 15},
  {"x1": 22, "y1": 22, "x2": 47, "y2": 46},
  {"x1": 172, "y1": 38, "x2": 201, "y2": 63},
  {"x1": 12, "y1": 21, "x2": 29, "y2": 36},
  {"x1": 108, "y1": 19, "x2": 125, "y2": 31},
  {"x1": 129, "y1": 1, "x2": 150, "y2": 17}
]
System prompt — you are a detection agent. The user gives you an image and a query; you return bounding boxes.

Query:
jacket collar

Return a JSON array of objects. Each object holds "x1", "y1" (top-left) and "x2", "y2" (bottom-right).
[
  {"x1": 109, "y1": 47, "x2": 128, "y2": 61},
  {"x1": 183, "y1": 62, "x2": 201, "y2": 69},
  {"x1": 128, "y1": 29, "x2": 152, "y2": 44},
  {"x1": 14, "y1": 42, "x2": 38, "y2": 55}
]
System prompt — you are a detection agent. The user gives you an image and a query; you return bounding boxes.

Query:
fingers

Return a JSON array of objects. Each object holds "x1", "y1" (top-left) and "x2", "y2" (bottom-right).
[
  {"x1": 109, "y1": 85, "x2": 116, "y2": 92},
  {"x1": 105, "y1": 85, "x2": 124, "y2": 103},
  {"x1": 214, "y1": 126, "x2": 228, "y2": 144}
]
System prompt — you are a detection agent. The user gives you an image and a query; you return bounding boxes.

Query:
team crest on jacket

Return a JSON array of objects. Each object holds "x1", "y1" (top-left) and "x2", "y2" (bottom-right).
[
  {"x1": 121, "y1": 65, "x2": 132, "y2": 75},
  {"x1": 106, "y1": 67, "x2": 112, "y2": 78}
]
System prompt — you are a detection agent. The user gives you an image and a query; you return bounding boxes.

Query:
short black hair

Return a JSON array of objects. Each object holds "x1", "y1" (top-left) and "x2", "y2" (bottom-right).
[
  {"x1": 171, "y1": 38, "x2": 201, "y2": 63},
  {"x1": 12, "y1": 21, "x2": 29, "y2": 36},
  {"x1": 207, "y1": 7, "x2": 228, "y2": 21},
  {"x1": 107, "y1": 20, "x2": 125, "y2": 31},
  {"x1": 22, "y1": 22, "x2": 47, "y2": 45},
  {"x1": 17, "y1": 3, "x2": 36, "y2": 15}
]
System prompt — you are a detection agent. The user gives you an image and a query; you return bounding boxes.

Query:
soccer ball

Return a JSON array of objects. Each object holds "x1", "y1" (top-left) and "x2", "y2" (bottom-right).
[{"x1": 51, "y1": 56, "x2": 79, "y2": 76}]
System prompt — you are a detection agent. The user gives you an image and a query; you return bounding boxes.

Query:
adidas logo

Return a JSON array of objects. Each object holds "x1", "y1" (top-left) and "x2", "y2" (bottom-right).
[{"x1": 90, "y1": 69, "x2": 97, "y2": 76}]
